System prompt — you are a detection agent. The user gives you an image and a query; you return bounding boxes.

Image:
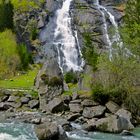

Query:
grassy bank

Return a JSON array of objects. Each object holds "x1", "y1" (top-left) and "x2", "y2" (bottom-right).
[{"x1": 0, "y1": 68, "x2": 38, "y2": 90}]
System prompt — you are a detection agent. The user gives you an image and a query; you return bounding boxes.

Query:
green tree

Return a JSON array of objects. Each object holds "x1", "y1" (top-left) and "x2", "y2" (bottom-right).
[
  {"x1": 122, "y1": 0, "x2": 140, "y2": 56},
  {"x1": 0, "y1": 0, "x2": 14, "y2": 31}
]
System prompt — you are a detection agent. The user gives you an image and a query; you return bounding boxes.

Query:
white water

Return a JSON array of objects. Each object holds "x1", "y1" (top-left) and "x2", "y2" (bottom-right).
[
  {"x1": 54, "y1": 0, "x2": 83, "y2": 72},
  {"x1": 94, "y1": 0, "x2": 122, "y2": 60}
]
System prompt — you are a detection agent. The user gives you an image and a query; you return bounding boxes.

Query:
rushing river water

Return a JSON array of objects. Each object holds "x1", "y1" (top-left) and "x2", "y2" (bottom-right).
[{"x1": 0, "y1": 123, "x2": 140, "y2": 140}]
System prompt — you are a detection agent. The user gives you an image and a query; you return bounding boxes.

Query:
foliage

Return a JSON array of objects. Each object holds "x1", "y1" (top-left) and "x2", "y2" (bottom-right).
[
  {"x1": 64, "y1": 71, "x2": 78, "y2": 84},
  {"x1": 0, "y1": 0, "x2": 14, "y2": 31},
  {"x1": 11, "y1": 0, "x2": 45, "y2": 12},
  {"x1": 17, "y1": 44, "x2": 32, "y2": 70},
  {"x1": 121, "y1": 0, "x2": 140, "y2": 56},
  {"x1": 0, "y1": 30, "x2": 20, "y2": 79},
  {"x1": 48, "y1": 77, "x2": 63, "y2": 87},
  {"x1": 82, "y1": 33, "x2": 99, "y2": 71},
  {"x1": 91, "y1": 53, "x2": 140, "y2": 105}
]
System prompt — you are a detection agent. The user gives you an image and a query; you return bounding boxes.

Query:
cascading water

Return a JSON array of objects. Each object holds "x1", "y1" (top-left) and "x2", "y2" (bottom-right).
[
  {"x1": 94, "y1": 0, "x2": 122, "y2": 60},
  {"x1": 54, "y1": 0, "x2": 83, "y2": 72}
]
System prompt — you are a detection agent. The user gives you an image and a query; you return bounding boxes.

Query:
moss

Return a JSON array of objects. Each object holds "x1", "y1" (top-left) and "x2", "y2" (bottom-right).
[{"x1": 48, "y1": 77, "x2": 63, "y2": 87}]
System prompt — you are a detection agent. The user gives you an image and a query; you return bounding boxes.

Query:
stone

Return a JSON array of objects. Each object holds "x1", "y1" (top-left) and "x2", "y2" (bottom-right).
[
  {"x1": 31, "y1": 118, "x2": 41, "y2": 124},
  {"x1": 1, "y1": 96, "x2": 9, "y2": 102},
  {"x1": 83, "y1": 118, "x2": 98, "y2": 131},
  {"x1": 95, "y1": 115, "x2": 134, "y2": 133},
  {"x1": 105, "y1": 101, "x2": 120, "y2": 113},
  {"x1": 37, "y1": 15, "x2": 45, "y2": 29},
  {"x1": 70, "y1": 99, "x2": 82, "y2": 104},
  {"x1": 20, "y1": 97, "x2": 30, "y2": 104},
  {"x1": 82, "y1": 105, "x2": 106, "y2": 119},
  {"x1": 72, "y1": 93, "x2": 79, "y2": 100},
  {"x1": 28, "y1": 100, "x2": 39, "y2": 109},
  {"x1": 63, "y1": 95, "x2": 72, "y2": 105},
  {"x1": 0, "y1": 102, "x2": 11, "y2": 110},
  {"x1": 69, "y1": 103, "x2": 83, "y2": 113},
  {"x1": 120, "y1": 130, "x2": 134, "y2": 136},
  {"x1": 35, "y1": 122, "x2": 59, "y2": 140},
  {"x1": 47, "y1": 98, "x2": 69, "y2": 113},
  {"x1": 116, "y1": 109, "x2": 132, "y2": 121},
  {"x1": 67, "y1": 113, "x2": 81, "y2": 121},
  {"x1": 81, "y1": 99, "x2": 99, "y2": 107},
  {"x1": 8, "y1": 96, "x2": 19, "y2": 102}
]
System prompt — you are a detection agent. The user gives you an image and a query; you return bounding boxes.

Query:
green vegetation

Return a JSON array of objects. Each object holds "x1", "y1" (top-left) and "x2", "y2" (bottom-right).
[
  {"x1": 64, "y1": 71, "x2": 78, "y2": 84},
  {"x1": 0, "y1": 68, "x2": 38, "y2": 89},
  {"x1": 82, "y1": 33, "x2": 99, "y2": 71},
  {"x1": 11, "y1": 0, "x2": 45, "y2": 12},
  {"x1": 0, "y1": 0, "x2": 13, "y2": 31},
  {"x1": 0, "y1": 30, "x2": 20, "y2": 79},
  {"x1": 18, "y1": 44, "x2": 32, "y2": 70}
]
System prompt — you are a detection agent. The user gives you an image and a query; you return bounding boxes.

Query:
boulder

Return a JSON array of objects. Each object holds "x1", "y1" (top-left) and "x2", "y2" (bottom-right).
[
  {"x1": 0, "y1": 102, "x2": 11, "y2": 110},
  {"x1": 35, "y1": 122, "x2": 59, "y2": 140},
  {"x1": 47, "y1": 98, "x2": 69, "y2": 113},
  {"x1": 120, "y1": 130, "x2": 134, "y2": 136},
  {"x1": 28, "y1": 100, "x2": 39, "y2": 109},
  {"x1": 20, "y1": 97, "x2": 30, "y2": 104},
  {"x1": 105, "y1": 101, "x2": 120, "y2": 113},
  {"x1": 63, "y1": 95, "x2": 72, "y2": 105},
  {"x1": 82, "y1": 105, "x2": 106, "y2": 119},
  {"x1": 8, "y1": 96, "x2": 19, "y2": 102},
  {"x1": 81, "y1": 99, "x2": 99, "y2": 107},
  {"x1": 95, "y1": 115, "x2": 134, "y2": 133},
  {"x1": 69, "y1": 103, "x2": 83, "y2": 113},
  {"x1": 72, "y1": 93, "x2": 79, "y2": 100},
  {"x1": 67, "y1": 113, "x2": 81, "y2": 121},
  {"x1": 70, "y1": 99, "x2": 82, "y2": 104}
]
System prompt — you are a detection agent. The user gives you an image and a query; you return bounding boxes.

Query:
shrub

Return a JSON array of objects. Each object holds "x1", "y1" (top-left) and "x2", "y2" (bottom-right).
[
  {"x1": 17, "y1": 44, "x2": 32, "y2": 70},
  {"x1": 0, "y1": 29, "x2": 20, "y2": 79},
  {"x1": 91, "y1": 53, "x2": 140, "y2": 108},
  {"x1": 48, "y1": 77, "x2": 63, "y2": 87},
  {"x1": 64, "y1": 71, "x2": 78, "y2": 84}
]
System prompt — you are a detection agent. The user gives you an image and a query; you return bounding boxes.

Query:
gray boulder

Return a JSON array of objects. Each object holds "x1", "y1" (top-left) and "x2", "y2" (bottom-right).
[
  {"x1": 69, "y1": 103, "x2": 83, "y2": 113},
  {"x1": 81, "y1": 99, "x2": 99, "y2": 107},
  {"x1": 95, "y1": 115, "x2": 134, "y2": 133},
  {"x1": 20, "y1": 97, "x2": 30, "y2": 104},
  {"x1": 35, "y1": 122, "x2": 59, "y2": 140},
  {"x1": 47, "y1": 98, "x2": 69, "y2": 113},
  {"x1": 28, "y1": 100, "x2": 39, "y2": 109},
  {"x1": 83, "y1": 105, "x2": 106, "y2": 119},
  {"x1": 105, "y1": 101, "x2": 120, "y2": 113},
  {"x1": 8, "y1": 96, "x2": 19, "y2": 102}
]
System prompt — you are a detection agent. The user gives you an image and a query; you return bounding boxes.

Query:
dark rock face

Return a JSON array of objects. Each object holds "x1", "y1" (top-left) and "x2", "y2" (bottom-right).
[{"x1": 82, "y1": 105, "x2": 106, "y2": 119}]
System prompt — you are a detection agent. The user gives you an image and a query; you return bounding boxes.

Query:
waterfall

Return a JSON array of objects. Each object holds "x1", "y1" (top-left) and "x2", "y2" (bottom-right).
[
  {"x1": 94, "y1": 0, "x2": 122, "y2": 60},
  {"x1": 54, "y1": 0, "x2": 83, "y2": 72}
]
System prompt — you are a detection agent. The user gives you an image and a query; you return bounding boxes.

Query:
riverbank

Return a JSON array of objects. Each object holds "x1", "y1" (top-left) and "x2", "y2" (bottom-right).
[{"x1": 0, "y1": 89, "x2": 139, "y2": 140}]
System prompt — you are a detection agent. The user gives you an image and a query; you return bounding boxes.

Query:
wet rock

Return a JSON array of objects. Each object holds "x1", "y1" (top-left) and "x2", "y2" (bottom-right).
[
  {"x1": 120, "y1": 130, "x2": 134, "y2": 136},
  {"x1": 35, "y1": 122, "x2": 59, "y2": 140},
  {"x1": 69, "y1": 103, "x2": 83, "y2": 113},
  {"x1": 37, "y1": 15, "x2": 45, "y2": 29},
  {"x1": 82, "y1": 106, "x2": 106, "y2": 119},
  {"x1": 31, "y1": 118, "x2": 41, "y2": 124},
  {"x1": 28, "y1": 100, "x2": 39, "y2": 109},
  {"x1": 47, "y1": 98, "x2": 69, "y2": 113},
  {"x1": 81, "y1": 99, "x2": 99, "y2": 107},
  {"x1": 106, "y1": 101, "x2": 120, "y2": 113}
]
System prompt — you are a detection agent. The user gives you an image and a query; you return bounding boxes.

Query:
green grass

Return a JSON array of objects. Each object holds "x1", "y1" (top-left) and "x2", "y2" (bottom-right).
[{"x1": 0, "y1": 68, "x2": 38, "y2": 89}]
